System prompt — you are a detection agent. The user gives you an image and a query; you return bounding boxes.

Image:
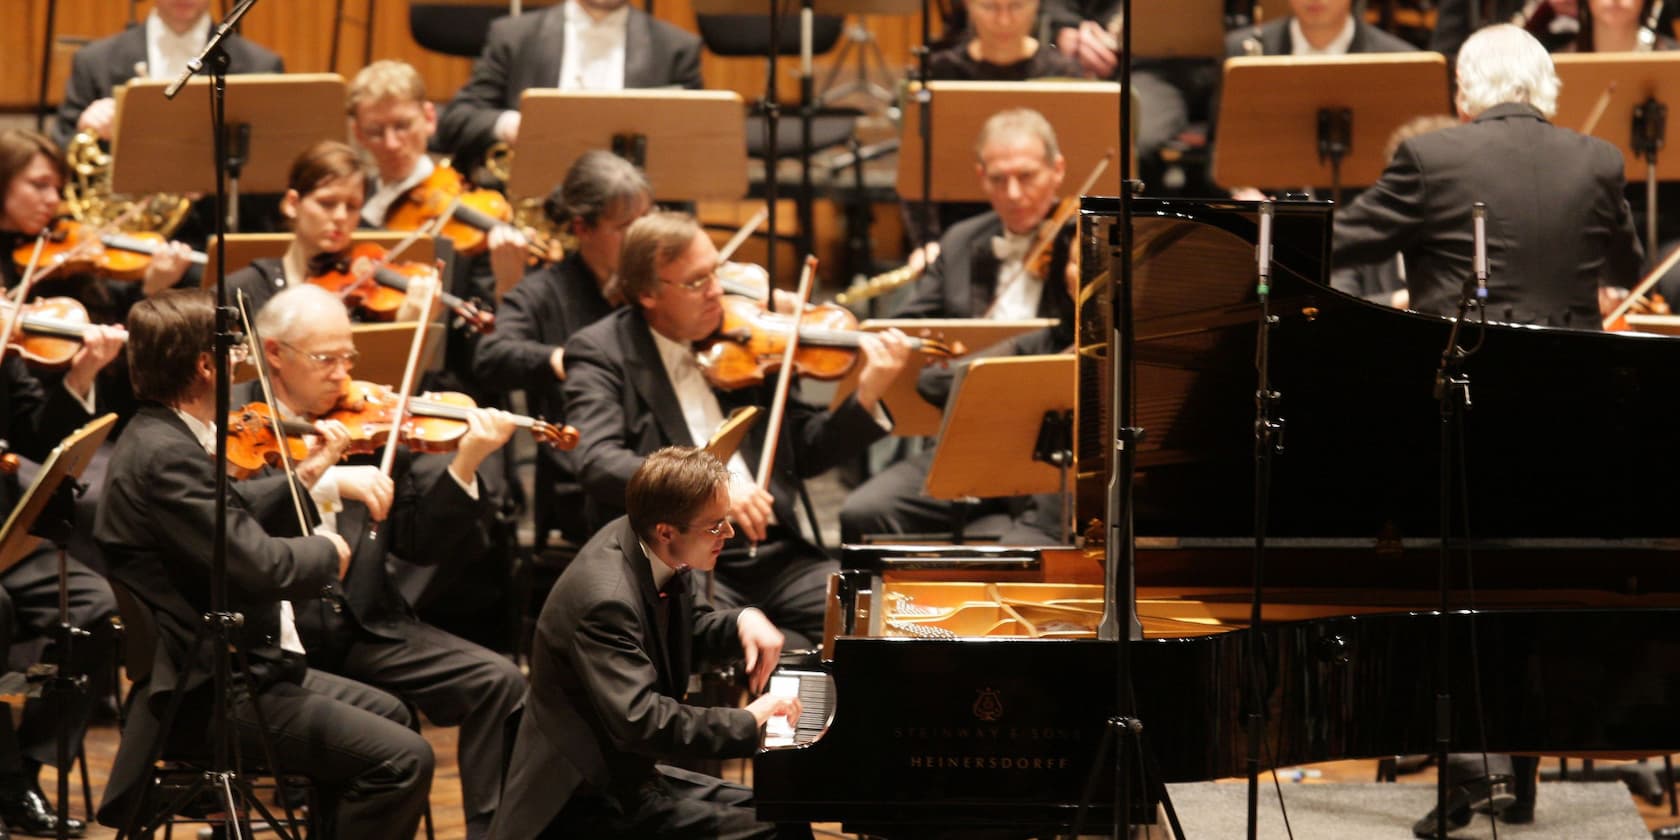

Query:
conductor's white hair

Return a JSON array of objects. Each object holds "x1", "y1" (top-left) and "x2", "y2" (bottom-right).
[
  {"x1": 255, "y1": 284, "x2": 351, "y2": 345},
  {"x1": 1455, "y1": 24, "x2": 1560, "y2": 119}
]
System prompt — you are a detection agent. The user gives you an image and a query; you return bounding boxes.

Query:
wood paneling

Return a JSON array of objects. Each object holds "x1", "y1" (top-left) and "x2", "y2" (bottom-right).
[{"x1": 5, "y1": 1, "x2": 936, "y2": 114}]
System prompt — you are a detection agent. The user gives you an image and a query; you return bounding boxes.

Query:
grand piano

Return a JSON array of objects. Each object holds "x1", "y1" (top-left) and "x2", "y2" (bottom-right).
[{"x1": 754, "y1": 198, "x2": 1680, "y2": 836}]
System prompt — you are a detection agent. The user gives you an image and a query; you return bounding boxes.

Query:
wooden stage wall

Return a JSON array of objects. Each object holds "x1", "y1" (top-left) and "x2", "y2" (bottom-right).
[{"x1": 6, "y1": 0, "x2": 934, "y2": 115}]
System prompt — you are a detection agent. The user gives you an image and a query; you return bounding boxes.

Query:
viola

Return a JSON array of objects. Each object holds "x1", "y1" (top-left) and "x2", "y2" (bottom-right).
[
  {"x1": 322, "y1": 380, "x2": 579, "y2": 454},
  {"x1": 307, "y1": 243, "x2": 495, "y2": 333},
  {"x1": 12, "y1": 218, "x2": 206, "y2": 281},
  {"x1": 225, "y1": 402, "x2": 315, "y2": 479},
  {"x1": 382, "y1": 164, "x2": 564, "y2": 264},
  {"x1": 0, "y1": 297, "x2": 115, "y2": 370},
  {"x1": 695, "y1": 294, "x2": 962, "y2": 391}
]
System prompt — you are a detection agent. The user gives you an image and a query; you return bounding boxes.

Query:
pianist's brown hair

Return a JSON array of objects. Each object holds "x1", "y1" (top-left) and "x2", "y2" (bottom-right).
[
  {"x1": 627, "y1": 447, "x2": 731, "y2": 543},
  {"x1": 286, "y1": 140, "x2": 363, "y2": 197},
  {"x1": 128, "y1": 289, "x2": 216, "y2": 406},
  {"x1": 620, "y1": 211, "x2": 703, "y2": 302}
]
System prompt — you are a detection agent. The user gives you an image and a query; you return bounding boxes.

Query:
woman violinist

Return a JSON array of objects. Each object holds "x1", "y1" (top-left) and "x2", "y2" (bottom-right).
[{"x1": 225, "y1": 140, "x2": 440, "y2": 320}]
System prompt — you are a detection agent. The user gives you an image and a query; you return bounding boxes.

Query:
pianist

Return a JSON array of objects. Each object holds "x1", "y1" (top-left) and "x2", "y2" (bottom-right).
[{"x1": 489, "y1": 447, "x2": 810, "y2": 840}]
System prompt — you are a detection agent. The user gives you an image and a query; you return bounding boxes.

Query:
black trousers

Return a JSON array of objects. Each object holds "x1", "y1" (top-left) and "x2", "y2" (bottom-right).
[
  {"x1": 704, "y1": 549, "x2": 835, "y2": 652},
  {"x1": 549, "y1": 764, "x2": 811, "y2": 840},
  {"x1": 304, "y1": 617, "x2": 525, "y2": 822},
  {"x1": 0, "y1": 546, "x2": 116, "y2": 774}
]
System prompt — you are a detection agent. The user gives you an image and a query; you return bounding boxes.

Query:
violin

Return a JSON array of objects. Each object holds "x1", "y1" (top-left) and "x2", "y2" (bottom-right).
[
  {"x1": 0, "y1": 297, "x2": 115, "y2": 369},
  {"x1": 322, "y1": 380, "x2": 579, "y2": 453},
  {"x1": 382, "y1": 164, "x2": 564, "y2": 264},
  {"x1": 12, "y1": 218, "x2": 206, "y2": 281},
  {"x1": 225, "y1": 402, "x2": 315, "y2": 479},
  {"x1": 307, "y1": 243, "x2": 495, "y2": 333},
  {"x1": 696, "y1": 294, "x2": 962, "y2": 391}
]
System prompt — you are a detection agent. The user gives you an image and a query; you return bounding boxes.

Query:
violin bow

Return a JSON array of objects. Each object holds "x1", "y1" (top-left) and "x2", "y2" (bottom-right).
[
  {"x1": 376, "y1": 269, "x2": 442, "y2": 482},
  {"x1": 716, "y1": 206, "x2": 768, "y2": 265},
  {"x1": 747, "y1": 255, "x2": 818, "y2": 559},
  {"x1": 1603, "y1": 244, "x2": 1680, "y2": 329},
  {"x1": 235, "y1": 290, "x2": 313, "y2": 536},
  {"x1": 1581, "y1": 81, "x2": 1616, "y2": 137},
  {"x1": 336, "y1": 215, "x2": 447, "y2": 305},
  {"x1": 0, "y1": 233, "x2": 50, "y2": 362}
]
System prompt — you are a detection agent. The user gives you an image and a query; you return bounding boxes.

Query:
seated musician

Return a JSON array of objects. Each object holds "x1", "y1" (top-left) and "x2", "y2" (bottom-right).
[
  {"x1": 225, "y1": 140, "x2": 438, "y2": 319},
  {"x1": 839, "y1": 107, "x2": 1074, "y2": 545},
  {"x1": 435, "y1": 0, "x2": 704, "y2": 175},
  {"x1": 491, "y1": 446, "x2": 808, "y2": 840},
  {"x1": 94, "y1": 289, "x2": 433, "y2": 840},
  {"x1": 473, "y1": 150, "x2": 652, "y2": 546},
  {"x1": 244, "y1": 285, "x2": 525, "y2": 840},
  {"x1": 1333, "y1": 24, "x2": 1642, "y2": 329},
  {"x1": 1225, "y1": 0, "x2": 1416, "y2": 56},
  {"x1": 1566, "y1": 0, "x2": 1679, "y2": 51},
  {"x1": 926, "y1": 0, "x2": 1081, "y2": 81},
  {"x1": 53, "y1": 0, "x2": 284, "y2": 149},
  {"x1": 562, "y1": 211, "x2": 911, "y2": 648}
]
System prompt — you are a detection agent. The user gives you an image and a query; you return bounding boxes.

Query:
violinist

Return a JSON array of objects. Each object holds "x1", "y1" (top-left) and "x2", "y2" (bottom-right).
[
  {"x1": 473, "y1": 150, "x2": 651, "y2": 546},
  {"x1": 840, "y1": 108, "x2": 1075, "y2": 545},
  {"x1": 244, "y1": 285, "x2": 525, "y2": 840},
  {"x1": 225, "y1": 140, "x2": 438, "y2": 319},
  {"x1": 95, "y1": 289, "x2": 433, "y2": 840},
  {"x1": 348, "y1": 60, "x2": 531, "y2": 300},
  {"x1": 563, "y1": 211, "x2": 912, "y2": 648}
]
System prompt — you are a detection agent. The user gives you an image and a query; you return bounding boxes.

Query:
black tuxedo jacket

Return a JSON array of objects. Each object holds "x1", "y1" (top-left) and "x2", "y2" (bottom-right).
[
  {"x1": 490, "y1": 516, "x2": 754, "y2": 839},
  {"x1": 1334, "y1": 103, "x2": 1643, "y2": 328},
  {"x1": 562, "y1": 307, "x2": 888, "y2": 566},
  {"x1": 54, "y1": 24, "x2": 284, "y2": 148},
  {"x1": 893, "y1": 210, "x2": 1075, "y2": 322},
  {"x1": 0, "y1": 356, "x2": 96, "y2": 515},
  {"x1": 226, "y1": 382, "x2": 492, "y2": 649},
  {"x1": 436, "y1": 5, "x2": 704, "y2": 166},
  {"x1": 1223, "y1": 16, "x2": 1418, "y2": 57}
]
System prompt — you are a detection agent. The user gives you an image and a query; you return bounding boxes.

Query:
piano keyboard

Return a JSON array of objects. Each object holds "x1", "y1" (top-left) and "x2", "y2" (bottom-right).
[{"x1": 761, "y1": 668, "x2": 834, "y2": 748}]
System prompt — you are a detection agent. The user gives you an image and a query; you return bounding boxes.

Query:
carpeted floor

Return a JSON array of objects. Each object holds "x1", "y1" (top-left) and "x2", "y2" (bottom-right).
[{"x1": 1164, "y1": 781, "x2": 1648, "y2": 839}]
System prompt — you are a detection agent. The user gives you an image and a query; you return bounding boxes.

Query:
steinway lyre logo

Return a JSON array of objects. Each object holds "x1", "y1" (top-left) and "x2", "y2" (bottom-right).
[{"x1": 972, "y1": 687, "x2": 1004, "y2": 722}]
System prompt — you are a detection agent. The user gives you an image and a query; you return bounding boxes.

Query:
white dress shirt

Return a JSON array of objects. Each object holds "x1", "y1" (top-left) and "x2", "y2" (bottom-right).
[
  {"x1": 145, "y1": 10, "x2": 212, "y2": 82},
  {"x1": 986, "y1": 229, "x2": 1046, "y2": 321},
  {"x1": 172, "y1": 407, "x2": 306, "y2": 655},
  {"x1": 1289, "y1": 16, "x2": 1357, "y2": 56},
  {"x1": 558, "y1": 0, "x2": 630, "y2": 91},
  {"x1": 362, "y1": 156, "x2": 435, "y2": 228},
  {"x1": 649, "y1": 326, "x2": 754, "y2": 482}
]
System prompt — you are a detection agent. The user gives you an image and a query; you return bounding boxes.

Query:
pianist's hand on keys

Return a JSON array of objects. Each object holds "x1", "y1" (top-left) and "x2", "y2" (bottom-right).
[{"x1": 748, "y1": 677, "x2": 803, "y2": 746}]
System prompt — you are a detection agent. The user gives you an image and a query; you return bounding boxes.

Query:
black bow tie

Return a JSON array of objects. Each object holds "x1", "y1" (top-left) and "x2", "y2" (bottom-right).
[
  {"x1": 307, "y1": 252, "x2": 350, "y2": 276},
  {"x1": 658, "y1": 567, "x2": 691, "y2": 599}
]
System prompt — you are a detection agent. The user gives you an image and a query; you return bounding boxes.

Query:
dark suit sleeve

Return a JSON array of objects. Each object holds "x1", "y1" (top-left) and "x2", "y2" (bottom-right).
[
  {"x1": 572, "y1": 596, "x2": 760, "y2": 760},
  {"x1": 138, "y1": 444, "x2": 339, "y2": 601},
  {"x1": 386, "y1": 451, "x2": 492, "y2": 568},
  {"x1": 2, "y1": 356, "x2": 94, "y2": 463},
  {"x1": 563, "y1": 328, "x2": 647, "y2": 511},
  {"x1": 690, "y1": 601, "x2": 744, "y2": 664},
  {"x1": 1601, "y1": 148, "x2": 1644, "y2": 286},
  {"x1": 784, "y1": 388, "x2": 890, "y2": 479},
  {"x1": 437, "y1": 16, "x2": 521, "y2": 162},
  {"x1": 672, "y1": 34, "x2": 703, "y2": 89},
  {"x1": 1332, "y1": 141, "x2": 1426, "y2": 269},
  {"x1": 55, "y1": 43, "x2": 114, "y2": 148},
  {"x1": 471, "y1": 277, "x2": 557, "y2": 392}
]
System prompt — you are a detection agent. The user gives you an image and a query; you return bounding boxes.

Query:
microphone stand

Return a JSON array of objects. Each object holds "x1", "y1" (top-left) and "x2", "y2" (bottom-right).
[
  {"x1": 1429, "y1": 201, "x2": 1488, "y2": 840},
  {"x1": 764, "y1": 0, "x2": 783, "y2": 282},
  {"x1": 1244, "y1": 199, "x2": 1282, "y2": 840},
  {"x1": 914, "y1": 0, "x2": 934, "y2": 247}
]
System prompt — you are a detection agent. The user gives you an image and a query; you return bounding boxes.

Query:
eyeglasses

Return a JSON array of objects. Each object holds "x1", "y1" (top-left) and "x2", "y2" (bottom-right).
[
  {"x1": 279, "y1": 340, "x2": 359, "y2": 369},
  {"x1": 688, "y1": 517, "x2": 730, "y2": 536},
  {"x1": 971, "y1": 0, "x2": 1031, "y2": 14},
  {"x1": 660, "y1": 267, "x2": 718, "y2": 293}
]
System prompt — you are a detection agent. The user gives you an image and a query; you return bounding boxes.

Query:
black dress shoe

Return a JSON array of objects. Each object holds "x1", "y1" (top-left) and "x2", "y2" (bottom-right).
[
  {"x1": 1411, "y1": 775, "x2": 1516, "y2": 838},
  {"x1": 0, "y1": 788, "x2": 83, "y2": 838}
]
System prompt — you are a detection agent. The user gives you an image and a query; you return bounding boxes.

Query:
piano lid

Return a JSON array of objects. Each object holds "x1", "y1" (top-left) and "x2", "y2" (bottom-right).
[{"x1": 1075, "y1": 196, "x2": 1680, "y2": 541}]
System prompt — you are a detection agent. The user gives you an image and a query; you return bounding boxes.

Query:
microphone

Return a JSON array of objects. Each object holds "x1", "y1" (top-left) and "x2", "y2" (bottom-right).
[
  {"x1": 1471, "y1": 202, "x2": 1488, "y2": 302},
  {"x1": 1256, "y1": 200, "x2": 1274, "y2": 296}
]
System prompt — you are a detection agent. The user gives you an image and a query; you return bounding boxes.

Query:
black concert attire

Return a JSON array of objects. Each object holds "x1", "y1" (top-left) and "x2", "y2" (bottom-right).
[
  {"x1": 1223, "y1": 15, "x2": 1419, "y2": 57},
  {"x1": 436, "y1": 4, "x2": 703, "y2": 174},
  {"x1": 925, "y1": 42, "x2": 1083, "y2": 81},
  {"x1": 0, "y1": 355, "x2": 114, "y2": 836},
  {"x1": 562, "y1": 307, "x2": 889, "y2": 648},
  {"x1": 94, "y1": 404, "x2": 432, "y2": 839},
  {"x1": 838, "y1": 210, "x2": 1073, "y2": 545},
  {"x1": 1333, "y1": 102, "x2": 1643, "y2": 328},
  {"x1": 227, "y1": 382, "x2": 524, "y2": 834},
  {"x1": 470, "y1": 251, "x2": 617, "y2": 546},
  {"x1": 490, "y1": 516, "x2": 809, "y2": 840}
]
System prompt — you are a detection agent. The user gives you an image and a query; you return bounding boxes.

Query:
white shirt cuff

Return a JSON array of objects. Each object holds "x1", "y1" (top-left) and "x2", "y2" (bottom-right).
[
  {"x1": 62, "y1": 379, "x2": 96, "y2": 415},
  {"x1": 493, "y1": 110, "x2": 520, "y2": 143},
  {"x1": 448, "y1": 466, "x2": 480, "y2": 501},
  {"x1": 867, "y1": 400, "x2": 893, "y2": 432},
  {"x1": 311, "y1": 468, "x2": 344, "y2": 514}
]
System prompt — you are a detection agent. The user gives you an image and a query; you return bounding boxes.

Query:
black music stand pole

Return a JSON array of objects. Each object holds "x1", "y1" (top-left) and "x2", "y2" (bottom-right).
[
  {"x1": 36, "y1": 481, "x2": 85, "y2": 840},
  {"x1": 1632, "y1": 97, "x2": 1666, "y2": 267},
  {"x1": 1317, "y1": 107, "x2": 1351, "y2": 207},
  {"x1": 915, "y1": 0, "x2": 934, "y2": 244}
]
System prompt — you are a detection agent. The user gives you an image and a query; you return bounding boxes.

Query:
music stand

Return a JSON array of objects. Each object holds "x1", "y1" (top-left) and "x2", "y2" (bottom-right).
[
  {"x1": 706, "y1": 406, "x2": 763, "y2": 463},
  {"x1": 203, "y1": 233, "x2": 438, "y2": 287},
  {"x1": 1552, "y1": 52, "x2": 1680, "y2": 259},
  {"x1": 923, "y1": 355, "x2": 1074, "y2": 501},
  {"x1": 897, "y1": 82, "x2": 1134, "y2": 202},
  {"x1": 110, "y1": 74, "x2": 348, "y2": 231},
  {"x1": 0, "y1": 415, "x2": 116, "y2": 576},
  {"x1": 507, "y1": 90, "x2": 750, "y2": 202},
  {"x1": 1212, "y1": 53, "x2": 1451, "y2": 204},
  {"x1": 349, "y1": 322, "x2": 448, "y2": 384},
  {"x1": 826, "y1": 318, "x2": 1057, "y2": 436},
  {"x1": 1128, "y1": 0, "x2": 1230, "y2": 58}
]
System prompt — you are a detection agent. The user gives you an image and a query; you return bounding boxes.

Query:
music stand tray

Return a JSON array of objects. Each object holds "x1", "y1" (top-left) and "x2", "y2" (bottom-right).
[
  {"x1": 111, "y1": 74, "x2": 348, "y2": 196},
  {"x1": 827, "y1": 318, "x2": 1056, "y2": 437},
  {"x1": 1130, "y1": 0, "x2": 1230, "y2": 58},
  {"x1": 1212, "y1": 53, "x2": 1451, "y2": 190},
  {"x1": 897, "y1": 82, "x2": 1135, "y2": 203},
  {"x1": 0, "y1": 414, "x2": 117, "y2": 576},
  {"x1": 1553, "y1": 52, "x2": 1680, "y2": 182},
  {"x1": 925, "y1": 354, "x2": 1074, "y2": 500},
  {"x1": 706, "y1": 406, "x2": 763, "y2": 463},
  {"x1": 509, "y1": 90, "x2": 749, "y2": 201}
]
